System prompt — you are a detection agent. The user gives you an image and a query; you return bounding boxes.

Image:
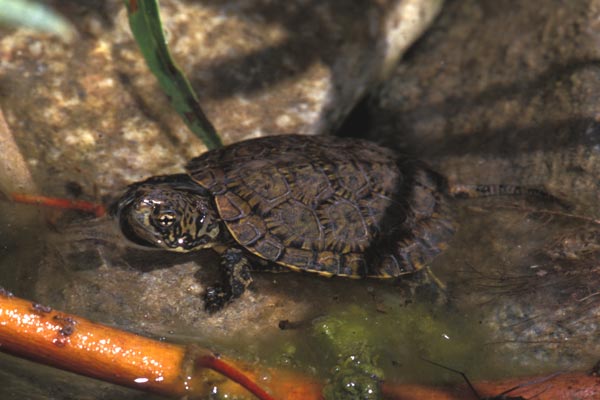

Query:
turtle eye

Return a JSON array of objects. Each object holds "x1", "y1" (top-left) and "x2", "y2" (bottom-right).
[
  {"x1": 155, "y1": 210, "x2": 177, "y2": 227},
  {"x1": 158, "y1": 212, "x2": 176, "y2": 227}
]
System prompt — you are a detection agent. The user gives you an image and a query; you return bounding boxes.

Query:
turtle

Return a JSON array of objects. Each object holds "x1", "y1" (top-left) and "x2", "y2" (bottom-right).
[{"x1": 111, "y1": 134, "x2": 561, "y2": 312}]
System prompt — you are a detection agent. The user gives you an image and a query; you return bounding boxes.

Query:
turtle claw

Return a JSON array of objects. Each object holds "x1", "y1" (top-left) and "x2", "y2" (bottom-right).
[
  {"x1": 203, "y1": 285, "x2": 232, "y2": 314},
  {"x1": 203, "y1": 247, "x2": 254, "y2": 313}
]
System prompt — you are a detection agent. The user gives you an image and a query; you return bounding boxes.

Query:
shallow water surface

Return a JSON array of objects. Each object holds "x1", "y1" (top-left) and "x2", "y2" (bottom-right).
[{"x1": 1, "y1": 194, "x2": 598, "y2": 399}]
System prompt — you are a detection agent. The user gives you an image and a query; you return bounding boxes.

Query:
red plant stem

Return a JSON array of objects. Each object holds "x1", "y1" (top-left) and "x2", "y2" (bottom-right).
[
  {"x1": 197, "y1": 354, "x2": 277, "y2": 400},
  {"x1": 9, "y1": 193, "x2": 106, "y2": 217}
]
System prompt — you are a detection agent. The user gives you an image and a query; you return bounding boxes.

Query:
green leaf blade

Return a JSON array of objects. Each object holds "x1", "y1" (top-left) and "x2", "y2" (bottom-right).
[{"x1": 124, "y1": 0, "x2": 222, "y2": 150}]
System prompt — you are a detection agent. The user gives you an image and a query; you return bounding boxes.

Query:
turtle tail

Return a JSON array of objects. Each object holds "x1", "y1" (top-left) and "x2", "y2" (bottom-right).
[{"x1": 447, "y1": 183, "x2": 571, "y2": 210}]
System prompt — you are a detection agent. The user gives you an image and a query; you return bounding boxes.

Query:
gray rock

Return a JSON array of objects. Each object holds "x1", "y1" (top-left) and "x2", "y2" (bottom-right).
[
  {"x1": 0, "y1": 0, "x2": 441, "y2": 198},
  {"x1": 373, "y1": 0, "x2": 600, "y2": 208},
  {"x1": 370, "y1": 0, "x2": 600, "y2": 369}
]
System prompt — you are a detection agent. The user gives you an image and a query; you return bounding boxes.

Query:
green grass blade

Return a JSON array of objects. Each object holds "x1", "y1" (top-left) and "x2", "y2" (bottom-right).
[
  {"x1": 0, "y1": 0, "x2": 75, "y2": 41},
  {"x1": 123, "y1": 0, "x2": 222, "y2": 149}
]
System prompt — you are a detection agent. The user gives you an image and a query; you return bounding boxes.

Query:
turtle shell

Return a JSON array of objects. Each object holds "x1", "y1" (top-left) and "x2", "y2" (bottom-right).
[{"x1": 186, "y1": 135, "x2": 455, "y2": 278}]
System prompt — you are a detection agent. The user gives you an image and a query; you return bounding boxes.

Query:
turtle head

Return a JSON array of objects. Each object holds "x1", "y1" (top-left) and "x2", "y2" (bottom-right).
[{"x1": 111, "y1": 174, "x2": 221, "y2": 252}]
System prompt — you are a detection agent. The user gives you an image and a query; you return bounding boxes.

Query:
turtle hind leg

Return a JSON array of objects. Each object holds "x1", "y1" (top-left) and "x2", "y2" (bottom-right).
[
  {"x1": 395, "y1": 218, "x2": 455, "y2": 273},
  {"x1": 203, "y1": 248, "x2": 253, "y2": 313},
  {"x1": 368, "y1": 215, "x2": 456, "y2": 278}
]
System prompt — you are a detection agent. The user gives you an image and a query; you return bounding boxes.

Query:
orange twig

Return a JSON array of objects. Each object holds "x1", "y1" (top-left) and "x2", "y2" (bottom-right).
[
  {"x1": 9, "y1": 193, "x2": 106, "y2": 217},
  {"x1": 0, "y1": 289, "x2": 281, "y2": 399}
]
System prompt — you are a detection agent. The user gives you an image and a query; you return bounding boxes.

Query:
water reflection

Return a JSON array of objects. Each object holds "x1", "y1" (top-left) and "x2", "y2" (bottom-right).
[{"x1": 1, "y1": 195, "x2": 599, "y2": 398}]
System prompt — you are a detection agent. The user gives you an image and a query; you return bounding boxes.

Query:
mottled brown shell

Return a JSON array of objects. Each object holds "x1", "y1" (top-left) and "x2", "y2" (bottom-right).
[{"x1": 186, "y1": 135, "x2": 454, "y2": 278}]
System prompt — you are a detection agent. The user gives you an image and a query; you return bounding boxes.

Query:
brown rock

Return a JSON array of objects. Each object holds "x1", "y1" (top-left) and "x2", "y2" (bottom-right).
[
  {"x1": 0, "y1": 0, "x2": 441, "y2": 199},
  {"x1": 372, "y1": 0, "x2": 600, "y2": 212},
  {"x1": 370, "y1": 0, "x2": 600, "y2": 369}
]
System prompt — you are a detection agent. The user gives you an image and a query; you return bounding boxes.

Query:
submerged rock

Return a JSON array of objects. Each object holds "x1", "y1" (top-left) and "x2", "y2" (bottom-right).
[{"x1": 368, "y1": 0, "x2": 600, "y2": 370}]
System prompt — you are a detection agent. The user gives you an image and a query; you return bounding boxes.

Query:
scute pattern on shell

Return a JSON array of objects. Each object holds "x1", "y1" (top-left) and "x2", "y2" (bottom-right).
[{"x1": 186, "y1": 135, "x2": 455, "y2": 278}]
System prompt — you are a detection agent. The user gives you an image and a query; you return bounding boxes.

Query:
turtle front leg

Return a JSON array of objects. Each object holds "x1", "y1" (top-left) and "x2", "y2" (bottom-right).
[{"x1": 204, "y1": 248, "x2": 253, "y2": 313}]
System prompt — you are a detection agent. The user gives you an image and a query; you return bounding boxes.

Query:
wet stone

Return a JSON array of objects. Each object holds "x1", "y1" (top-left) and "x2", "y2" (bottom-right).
[
  {"x1": 370, "y1": 0, "x2": 600, "y2": 213},
  {"x1": 367, "y1": 0, "x2": 600, "y2": 370},
  {"x1": 0, "y1": 0, "x2": 442, "y2": 201}
]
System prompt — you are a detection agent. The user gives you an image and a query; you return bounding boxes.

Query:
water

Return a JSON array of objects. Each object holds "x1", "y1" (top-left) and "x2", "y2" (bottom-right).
[{"x1": 0, "y1": 194, "x2": 598, "y2": 399}]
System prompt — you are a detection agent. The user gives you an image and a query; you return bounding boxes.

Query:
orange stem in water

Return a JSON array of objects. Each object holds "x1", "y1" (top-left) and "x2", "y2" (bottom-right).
[
  {"x1": 9, "y1": 193, "x2": 106, "y2": 217},
  {"x1": 0, "y1": 289, "x2": 282, "y2": 399}
]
